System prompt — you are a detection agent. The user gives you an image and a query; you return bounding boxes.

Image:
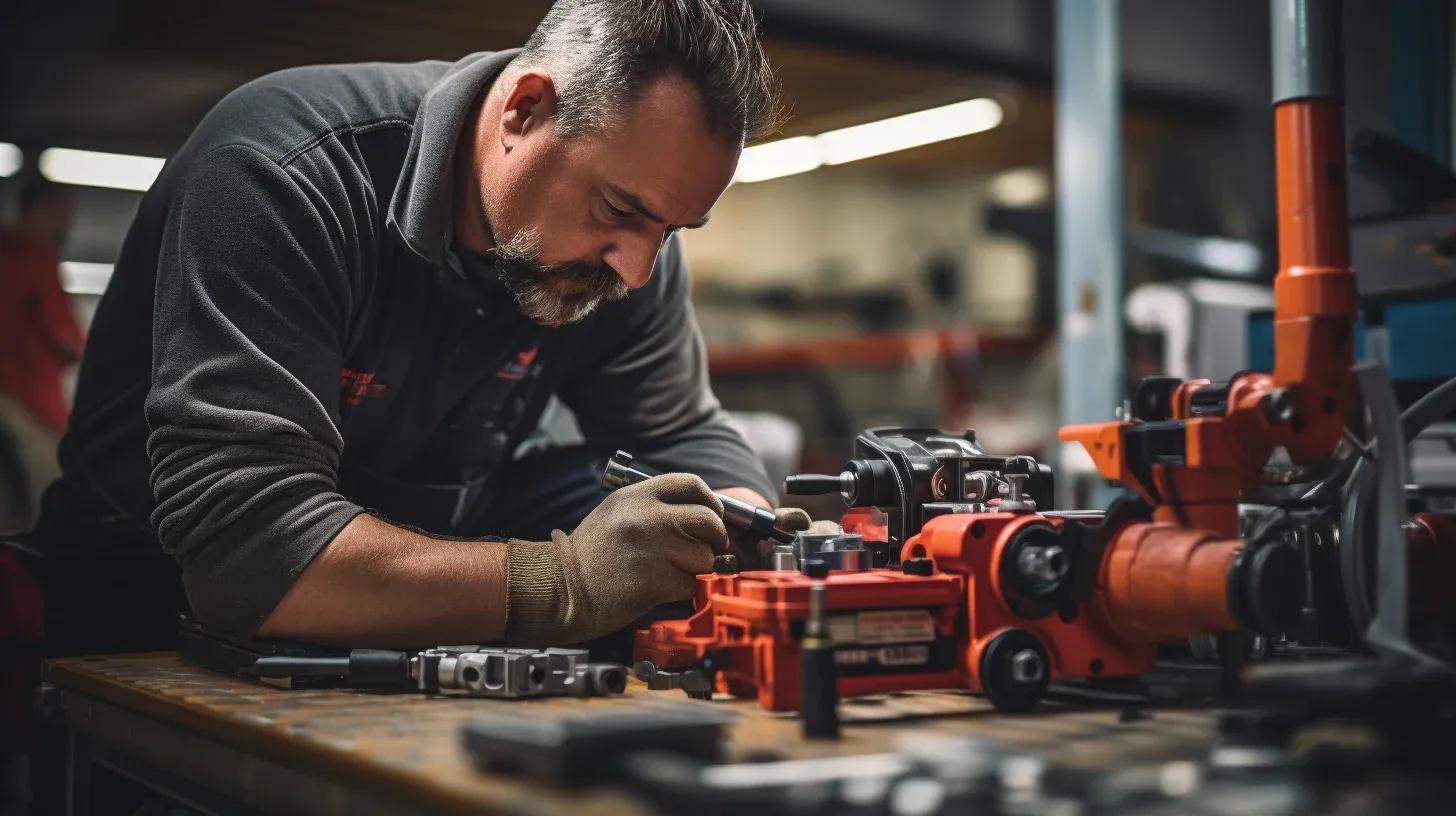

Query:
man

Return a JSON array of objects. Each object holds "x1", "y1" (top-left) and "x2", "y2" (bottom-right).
[
  {"x1": 0, "y1": 178, "x2": 83, "y2": 534},
  {"x1": 32, "y1": 0, "x2": 794, "y2": 656}
]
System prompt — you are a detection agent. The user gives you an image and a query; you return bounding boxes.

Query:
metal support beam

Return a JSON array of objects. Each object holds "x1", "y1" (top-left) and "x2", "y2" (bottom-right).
[{"x1": 1055, "y1": 0, "x2": 1124, "y2": 503}]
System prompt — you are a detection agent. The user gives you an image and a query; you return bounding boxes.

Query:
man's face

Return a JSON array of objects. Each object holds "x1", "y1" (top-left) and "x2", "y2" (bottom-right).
[{"x1": 467, "y1": 72, "x2": 740, "y2": 326}]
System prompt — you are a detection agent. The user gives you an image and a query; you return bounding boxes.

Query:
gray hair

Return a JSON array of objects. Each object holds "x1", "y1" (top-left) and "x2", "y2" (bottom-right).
[{"x1": 515, "y1": 0, "x2": 783, "y2": 144}]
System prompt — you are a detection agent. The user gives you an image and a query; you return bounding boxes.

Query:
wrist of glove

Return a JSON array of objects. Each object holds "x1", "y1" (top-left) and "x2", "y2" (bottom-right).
[{"x1": 504, "y1": 473, "x2": 727, "y2": 645}]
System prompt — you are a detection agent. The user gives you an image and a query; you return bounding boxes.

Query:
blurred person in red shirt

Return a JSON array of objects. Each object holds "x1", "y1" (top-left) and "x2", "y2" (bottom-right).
[{"x1": 0, "y1": 177, "x2": 84, "y2": 533}]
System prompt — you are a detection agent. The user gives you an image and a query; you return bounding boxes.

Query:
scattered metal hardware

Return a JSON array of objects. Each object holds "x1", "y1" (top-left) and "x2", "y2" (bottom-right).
[
  {"x1": 176, "y1": 619, "x2": 630, "y2": 700},
  {"x1": 415, "y1": 647, "x2": 626, "y2": 699},
  {"x1": 632, "y1": 659, "x2": 716, "y2": 699},
  {"x1": 462, "y1": 704, "x2": 730, "y2": 788},
  {"x1": 614, "y1": 730, "x2": 1357, "y2": 816}
]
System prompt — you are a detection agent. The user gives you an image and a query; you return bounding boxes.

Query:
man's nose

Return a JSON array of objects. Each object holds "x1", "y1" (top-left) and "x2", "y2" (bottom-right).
[{"x1": 601, "y1": 239, "x2": 656, "y2": 290}]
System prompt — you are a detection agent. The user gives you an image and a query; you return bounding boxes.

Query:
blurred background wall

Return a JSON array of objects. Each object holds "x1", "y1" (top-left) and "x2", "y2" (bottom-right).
[{"x1": 0, "y1": 0, "x2": 1429, "y2": 503}]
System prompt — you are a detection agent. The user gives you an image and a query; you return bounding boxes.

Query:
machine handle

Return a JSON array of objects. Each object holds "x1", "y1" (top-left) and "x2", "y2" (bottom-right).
[{"x1": 784, "y1": 474, "x2": 844, "y2": 495}]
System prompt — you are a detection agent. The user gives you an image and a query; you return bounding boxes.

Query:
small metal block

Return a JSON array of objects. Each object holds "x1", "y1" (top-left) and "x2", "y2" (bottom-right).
[
  {"x1": 902, "y1": 558, "x2": 935, "y2": 577},
  {"x1": 802, "y1": 557, "x2": 830, "y2": 579}
]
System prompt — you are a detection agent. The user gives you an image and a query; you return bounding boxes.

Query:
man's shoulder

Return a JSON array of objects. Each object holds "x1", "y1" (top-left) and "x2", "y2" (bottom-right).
[{"x1": 184, "y1": 60, "x2": 455, "y2": 167}]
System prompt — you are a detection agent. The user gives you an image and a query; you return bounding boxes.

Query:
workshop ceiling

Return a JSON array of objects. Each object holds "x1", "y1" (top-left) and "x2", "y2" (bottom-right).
[
  {"x1": 0, "y1": 0, "x2": 1187, "y2": 179},
  {"x1": 0, "y1": 0, "x2": 1060, "y2": 176}
]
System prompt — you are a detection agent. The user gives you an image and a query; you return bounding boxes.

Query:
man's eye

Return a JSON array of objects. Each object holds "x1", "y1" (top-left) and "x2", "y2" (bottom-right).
[{"x1": 604, "y1": 200, "x2": 633, "y2": 218}]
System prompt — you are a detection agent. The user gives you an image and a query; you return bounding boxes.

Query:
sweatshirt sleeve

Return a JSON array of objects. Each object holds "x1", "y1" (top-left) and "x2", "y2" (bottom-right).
[
  {"x1": 557, "y1": 235, "x2": 775, "y2": 502},
  {"x1": 145, "y1": 143, "x2": 365, "y2": 635}
]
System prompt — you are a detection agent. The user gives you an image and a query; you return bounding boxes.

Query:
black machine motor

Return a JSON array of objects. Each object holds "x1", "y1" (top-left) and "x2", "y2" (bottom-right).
[{"x1": 785, "y1": 427, "x2": 1054, "y2": 564}]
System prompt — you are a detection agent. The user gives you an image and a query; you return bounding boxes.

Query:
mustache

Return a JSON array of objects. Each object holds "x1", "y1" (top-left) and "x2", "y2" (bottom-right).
[{"x1": 486, "y1": 236, "x2": 630, "y2": 326}]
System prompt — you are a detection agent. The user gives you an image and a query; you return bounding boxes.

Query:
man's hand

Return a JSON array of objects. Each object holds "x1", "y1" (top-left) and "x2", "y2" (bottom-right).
[{"x1": 505, "y1": 473, "x2": 727, "y2": 645}]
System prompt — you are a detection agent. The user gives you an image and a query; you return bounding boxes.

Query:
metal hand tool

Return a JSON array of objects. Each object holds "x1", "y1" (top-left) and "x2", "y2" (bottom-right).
[{"x1": 602, "y1": 450, "x2": 795, "y2": 544}]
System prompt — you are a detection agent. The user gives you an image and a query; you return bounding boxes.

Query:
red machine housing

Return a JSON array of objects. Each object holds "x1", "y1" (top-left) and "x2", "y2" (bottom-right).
[
  {"x1": 633, "y1": 505, "x2": 1257, "y2": 711},
  {"x1": 635, "y1": 567, "x2": 964, "y2": 711},
  {"x1": 902, "y1": 513, "x2": 1153, "y2": 688}
]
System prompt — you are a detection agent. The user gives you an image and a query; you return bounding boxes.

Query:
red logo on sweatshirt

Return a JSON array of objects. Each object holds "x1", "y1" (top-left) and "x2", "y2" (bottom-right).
[
  {"x1": 496, "y1": 346, "x2": 542, "y2": 381},
  {"x1": 340, "y1": 368, "x2": 388, "y2": 406}
]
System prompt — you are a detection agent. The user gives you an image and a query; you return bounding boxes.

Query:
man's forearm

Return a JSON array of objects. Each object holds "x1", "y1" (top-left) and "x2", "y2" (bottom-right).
[
  {"x1": 718, "y1": 486, "x2": 771, "y2": 511},
  {"x1": 257, "y1": 513, "x2": 509, "y2": 646}
]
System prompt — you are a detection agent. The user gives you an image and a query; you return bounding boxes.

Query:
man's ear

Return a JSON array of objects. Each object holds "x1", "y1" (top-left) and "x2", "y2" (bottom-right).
[{"x1": 500, "y1": 72, "x2": 558, "y2": 150}]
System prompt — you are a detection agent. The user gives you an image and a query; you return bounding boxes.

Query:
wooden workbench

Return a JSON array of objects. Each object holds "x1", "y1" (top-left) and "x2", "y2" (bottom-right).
[{"x1": 42, "y1": 654, "x2": 1221, "y2": 815}]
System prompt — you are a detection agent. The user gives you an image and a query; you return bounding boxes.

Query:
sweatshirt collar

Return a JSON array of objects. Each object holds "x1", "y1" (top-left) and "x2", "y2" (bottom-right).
[{"x1": 387, "y1": 49, "x2": 520, "y2": 268}]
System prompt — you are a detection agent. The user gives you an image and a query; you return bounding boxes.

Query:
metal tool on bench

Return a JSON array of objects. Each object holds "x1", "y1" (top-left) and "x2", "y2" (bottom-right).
[
  {"x1": 462, "y1": 704, "x2": 731, "y2": 788},
  {"x1": 414, "y1": 647, "x2": 628, "y2": 698},
  {"x1": 176, "y1": 616, "x2": 627, "y2": 699},
  {"x1": 602, "y1": 450, "x2": 796, "y2": 544}
]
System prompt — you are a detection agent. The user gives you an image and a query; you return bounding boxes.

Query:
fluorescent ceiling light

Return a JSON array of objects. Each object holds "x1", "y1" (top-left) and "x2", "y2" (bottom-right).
[
  {"x1": 732, "y1": 136, "x2": 821, "y2": 184},
  {"x1": 735, "y1": 97, "x2": 1004, "y2": 184},
  {"x1": 60, "y1": 262, "x2": 114, "y2": 296},
  {"x1": 39, "y1": 147, "x2": 164, "y2": 192},
  {"x1": 1131, "y1": 224, "x2": 1264, "y2": 278},
  {"x1": 988, "y1": 167, "x2": 1051, "y2": 208},
  {"x1": 0, "y1": 143, "x2": 21, "y2": 177},
  {"x1": 1190, "y1": 235, "x2": 1263, "y2": 277}
]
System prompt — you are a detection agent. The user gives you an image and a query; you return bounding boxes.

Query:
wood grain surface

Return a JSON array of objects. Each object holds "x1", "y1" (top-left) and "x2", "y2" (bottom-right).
[{"x1": 44, "y1": 654, "x2": 1220, "y2": 815}]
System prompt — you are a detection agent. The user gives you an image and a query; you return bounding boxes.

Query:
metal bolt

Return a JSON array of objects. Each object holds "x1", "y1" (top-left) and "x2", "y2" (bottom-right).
[
  {"x1": 1006, "y1": 474, "x2": 1027, "y2": 501},
  {"x1": 963, "y1": 471, "x2": 994, "y2": 502},
  {"x1": 1018, "y1": 544, "x2": 1069, "y2": 586},
  {"x1": 772, "y1": 545, "x2": 798, "y2": 571},
  {"x1": 1010, "y1": 649, "x2": 1045, "y2": 684},
  {"x1": 999, "y1": 473, "x2": 1037, "y2": 512},
  {"x1": 1262, "y1": 389, "x2": 1295, "y2": 423}
]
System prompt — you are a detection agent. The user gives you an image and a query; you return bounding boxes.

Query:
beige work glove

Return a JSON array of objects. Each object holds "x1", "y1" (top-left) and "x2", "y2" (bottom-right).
[{"x1": 505, "y1": 473, "x2": 728, "y2": 645}]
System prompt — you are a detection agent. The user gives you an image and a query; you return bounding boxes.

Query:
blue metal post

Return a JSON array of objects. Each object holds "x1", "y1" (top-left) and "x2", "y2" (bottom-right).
[{"x1": 1055, "y1": 0, "x2": 1124, "y2": 504}]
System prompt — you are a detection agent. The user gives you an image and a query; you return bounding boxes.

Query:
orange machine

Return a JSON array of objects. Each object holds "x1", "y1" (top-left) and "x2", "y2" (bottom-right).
[
  {"x1": 631, "y1": 433, "x2": 1298, "y2": 712},
  {"x1": 1059, "y1": 92, "x2": 1356, "y2": 553},
  {"x1": 1056, "y1": 6, "x2": 1455, "y2": 654},
  {"x1": 631, "y1": 0, "x2": 1454, "y2": 716}
]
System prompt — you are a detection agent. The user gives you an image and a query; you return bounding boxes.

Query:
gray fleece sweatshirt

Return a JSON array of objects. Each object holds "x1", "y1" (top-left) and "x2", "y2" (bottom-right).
[{"x1": 58, "y1": 50, "x2": 772, "y2": 635}]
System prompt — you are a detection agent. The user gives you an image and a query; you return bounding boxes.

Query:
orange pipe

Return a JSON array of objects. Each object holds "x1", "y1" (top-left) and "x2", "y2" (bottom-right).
[
  {"x1": 1266, "y1": 98, "x2": 1358, "y2": 459},
  {"x1": 1274, "y1": 100, "x2": 1349, "y2": 271},
  {"x1": 1097, "y1": 522, "x2": 1240, "y2": 643}
]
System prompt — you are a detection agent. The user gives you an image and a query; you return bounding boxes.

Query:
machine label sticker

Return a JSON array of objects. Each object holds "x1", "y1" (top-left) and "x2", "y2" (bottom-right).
[
  {"x1": 875, "y1": 645, "x2": 931, "y2": 666},
  {"x1": 853, "y1": 610, "x2": 936, "y2": 645},
  {"x1": 827, "y1": 615, "x2": 860, "y2": 644},
  {"x1": 832, "y1": 645, "x2": 931, "y2": 667}
]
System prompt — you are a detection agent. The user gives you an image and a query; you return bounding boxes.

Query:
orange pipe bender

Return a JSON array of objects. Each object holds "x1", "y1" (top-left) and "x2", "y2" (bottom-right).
[{"x1": 1058, "y1": 95, "x2": 1359, "y2": 635}]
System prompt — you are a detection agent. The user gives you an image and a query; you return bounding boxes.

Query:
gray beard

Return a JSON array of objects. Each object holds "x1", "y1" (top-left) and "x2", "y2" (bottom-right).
[{"x1": 486, "y1": 227, "x2": 629, "y2": 325}]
